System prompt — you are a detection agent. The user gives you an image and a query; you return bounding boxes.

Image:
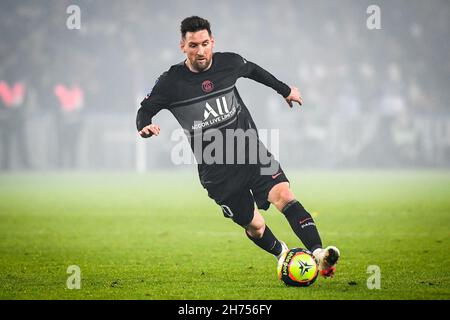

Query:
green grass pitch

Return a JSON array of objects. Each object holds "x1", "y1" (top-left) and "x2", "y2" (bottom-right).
[{"x1": 0, "y1": 170, "x2": 449, "y2": 299}]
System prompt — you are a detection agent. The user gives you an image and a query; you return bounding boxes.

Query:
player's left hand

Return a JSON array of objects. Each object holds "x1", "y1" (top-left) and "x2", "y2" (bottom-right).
[{"x1": 285, "y1": 86, "x2": 303, "y2": 108}]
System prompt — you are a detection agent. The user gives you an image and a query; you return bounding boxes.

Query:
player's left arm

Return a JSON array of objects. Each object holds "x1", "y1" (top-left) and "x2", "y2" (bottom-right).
[
  {"x1": 285, "y1": 86, "x2": 303, "y2": 108},
  {"x1": 235, "y1": 54, "x2": 303, "y2": 108}
]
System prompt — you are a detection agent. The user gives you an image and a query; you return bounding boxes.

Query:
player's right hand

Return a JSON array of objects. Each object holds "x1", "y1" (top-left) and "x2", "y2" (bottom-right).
[{"x1": 139, "y1": 124, "x2": 160, "y2": 138}]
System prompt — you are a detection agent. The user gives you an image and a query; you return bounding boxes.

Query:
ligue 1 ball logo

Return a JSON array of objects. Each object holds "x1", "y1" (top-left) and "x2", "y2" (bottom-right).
[
  {"x1": 277, "y1": 248, "x2": 319, "y2": 287},
  {"x1": 202, "y1": 80, "x2": 214, "y2": 93}
]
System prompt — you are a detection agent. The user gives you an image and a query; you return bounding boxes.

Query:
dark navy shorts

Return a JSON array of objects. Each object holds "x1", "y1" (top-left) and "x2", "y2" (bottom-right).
[{"x1": 203, "y1": 163, "x2": 289, "y2": 227}]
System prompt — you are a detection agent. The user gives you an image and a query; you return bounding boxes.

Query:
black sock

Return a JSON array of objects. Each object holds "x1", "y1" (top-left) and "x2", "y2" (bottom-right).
[
  {"x1": 282, "y1": 200, "x2": 322, "y2": 252},
  {"x1": 246, "y1": 225, "x2": 282, "y2": 256}
]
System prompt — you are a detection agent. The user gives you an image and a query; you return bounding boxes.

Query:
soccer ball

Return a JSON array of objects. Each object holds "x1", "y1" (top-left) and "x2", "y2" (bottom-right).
[{"x1": 277, "y1": 248, "x2": 319, "y2": 287}]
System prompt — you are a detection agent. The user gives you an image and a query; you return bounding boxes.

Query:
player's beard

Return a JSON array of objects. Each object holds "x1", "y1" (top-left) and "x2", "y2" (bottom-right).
[{"x1": 192, "y1": 56, "x2": 212, "y2": 72}]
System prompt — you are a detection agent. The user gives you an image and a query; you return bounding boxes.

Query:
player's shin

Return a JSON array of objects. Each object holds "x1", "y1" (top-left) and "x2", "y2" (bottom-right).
[{"x1": 281, "y1": 200, "x2": 322, "y2": 252}]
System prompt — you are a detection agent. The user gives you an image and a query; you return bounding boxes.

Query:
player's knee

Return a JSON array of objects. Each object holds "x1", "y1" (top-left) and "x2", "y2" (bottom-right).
[
  {"x1": 269, "y1": 183, "x2": 295, "y2": 209},
  {"x1": 275, "y1": 188, "x2": 295, "y2": 210}
]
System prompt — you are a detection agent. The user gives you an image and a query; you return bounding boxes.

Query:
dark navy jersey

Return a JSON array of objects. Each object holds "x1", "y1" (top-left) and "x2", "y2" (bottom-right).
[{"x1": 136, "y1": 52, "x2": 290, "y2": 185}]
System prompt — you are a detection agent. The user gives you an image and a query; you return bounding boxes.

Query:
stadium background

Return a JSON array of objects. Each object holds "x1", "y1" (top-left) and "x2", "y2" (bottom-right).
[
  {"x1": 0, "y1": 0, "x2": 449, "y2": 300},
  {"x1": 1, "y1": 0, "x2": 449, "y2": 171}
]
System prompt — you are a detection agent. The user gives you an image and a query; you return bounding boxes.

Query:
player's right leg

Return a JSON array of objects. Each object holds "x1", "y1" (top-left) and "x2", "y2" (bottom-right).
[
  {"x1": 245, "y1": 208, "x2": 289, "y2": 261},
  {"x1": 205, "y1": 181, "x2": 287, "y2": 259}
]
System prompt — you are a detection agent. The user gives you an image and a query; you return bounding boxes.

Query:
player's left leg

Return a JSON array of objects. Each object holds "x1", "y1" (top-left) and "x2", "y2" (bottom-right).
[
  {"x1": 268, "y1": 182, "x2": 322, "y2": 252},
  {"x1": 267, "y1": 182, "x2": 340, "y2": 277}
]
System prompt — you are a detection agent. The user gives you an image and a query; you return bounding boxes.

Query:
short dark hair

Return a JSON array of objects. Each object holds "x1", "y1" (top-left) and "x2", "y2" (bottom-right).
[{"x1": 180, "y1": 16, "x2": 211, "y2": 38}]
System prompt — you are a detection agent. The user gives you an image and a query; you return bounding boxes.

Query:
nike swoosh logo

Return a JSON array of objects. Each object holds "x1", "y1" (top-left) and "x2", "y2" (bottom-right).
[
  {"x1": 272, "y1": 172, "x2": 282, "y2": 179},
  {"x1": 299, "y1": 217, "x2": 312, "y2": 224}
]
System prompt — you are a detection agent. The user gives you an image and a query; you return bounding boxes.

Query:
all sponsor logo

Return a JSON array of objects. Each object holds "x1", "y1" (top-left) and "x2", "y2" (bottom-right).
[{"x1": 192, "y1": 96, "x2": 236, "y2": 130}]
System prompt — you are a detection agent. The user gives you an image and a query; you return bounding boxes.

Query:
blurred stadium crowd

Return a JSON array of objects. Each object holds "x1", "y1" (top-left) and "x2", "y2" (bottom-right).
[{"x1": 0, "y1": 0, "x2": 449, "y2": 171}]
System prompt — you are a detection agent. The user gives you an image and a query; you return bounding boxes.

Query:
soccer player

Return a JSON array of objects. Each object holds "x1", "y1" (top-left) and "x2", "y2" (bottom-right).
[{"x1": 136, "y1": 16, "x2": 340, "y2": 277}]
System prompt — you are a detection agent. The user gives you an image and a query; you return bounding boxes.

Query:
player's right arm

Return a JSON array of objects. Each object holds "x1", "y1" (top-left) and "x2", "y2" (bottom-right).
[{"x1": 136, "y1": 73, "x2": 169, "y2": 138}]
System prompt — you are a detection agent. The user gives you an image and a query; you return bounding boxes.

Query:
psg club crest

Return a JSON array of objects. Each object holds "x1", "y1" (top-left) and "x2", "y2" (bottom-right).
[{"x1": 202, "y1": 80, "x2": 214, "y2": 93}]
